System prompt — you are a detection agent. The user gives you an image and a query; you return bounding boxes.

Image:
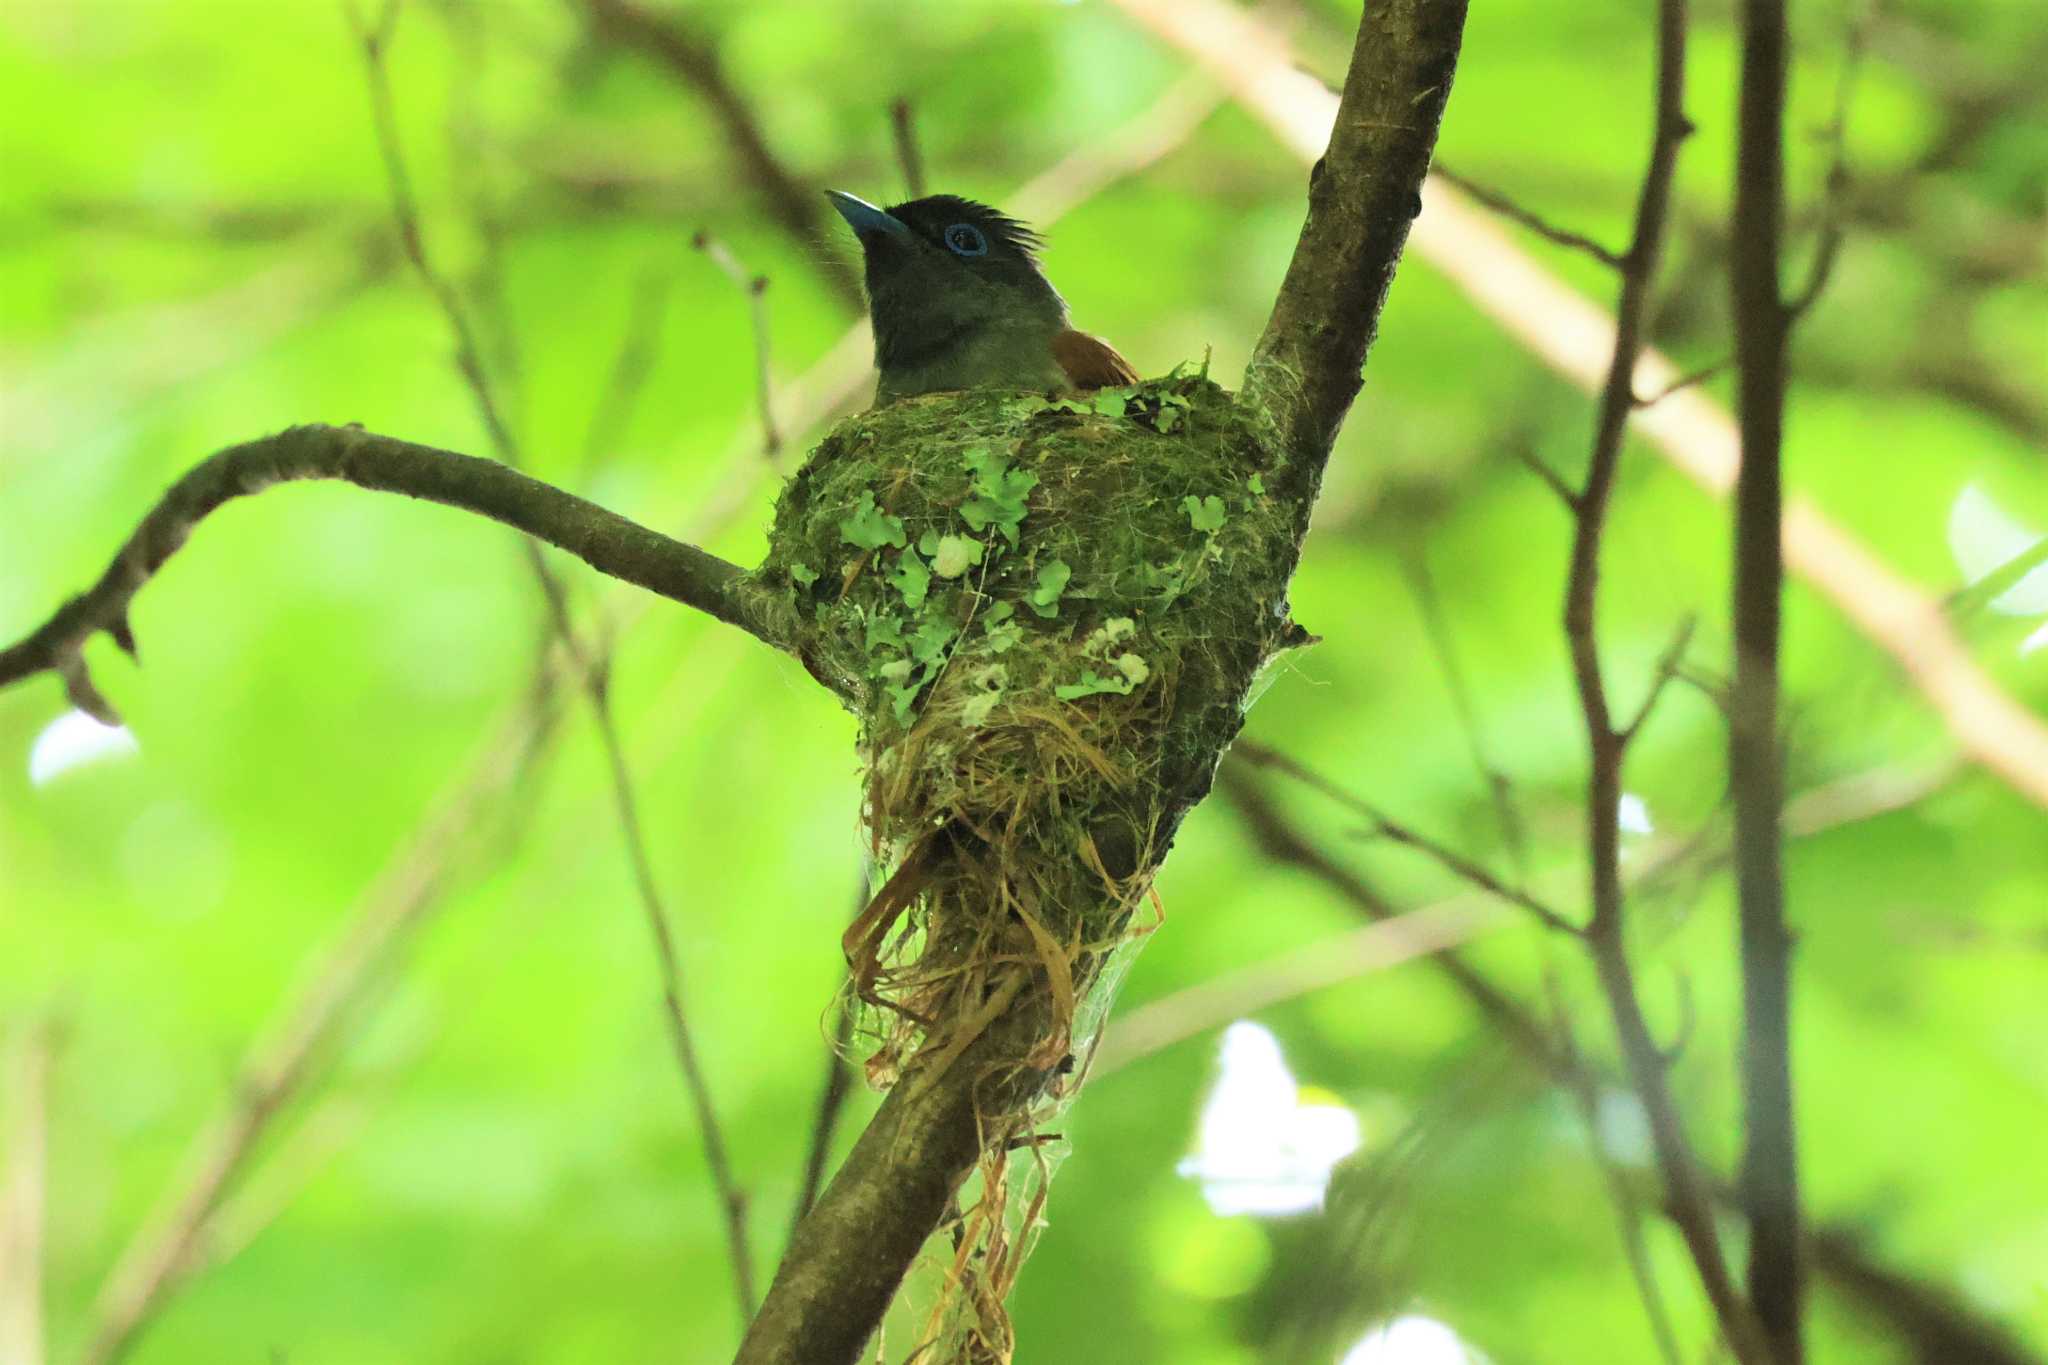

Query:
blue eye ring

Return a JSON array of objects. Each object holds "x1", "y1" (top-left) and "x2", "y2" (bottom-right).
[{"x1": 943, "y1": 223, "x2": 989, "y2": 257}]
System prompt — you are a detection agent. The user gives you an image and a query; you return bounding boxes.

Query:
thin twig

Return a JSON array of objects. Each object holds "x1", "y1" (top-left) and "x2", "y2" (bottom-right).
[
  {"x1": 1512, "y1": 443, "x2": 1580, "y2": 509},
  {"x1": 1634, "y1": 355, "x2": 1731, "y2": 407},
  {"x1": 693, "y1": 231, "x2": 781, "y2": 458},
  {"x1": 1220, "y1": 757, "x2": 2001, "y2": 1365},
  {"x1": 1232, "y1": 743, "x2": 1579, "y2": 936},
  {"x1": 349, "y1": 6, "x2": 760, "y2": 1318},
  {"x1": 1784, "y1": 7, "x2": 1867, "y2": 321},
  {"x1": 576, "y1": 0, "x2": 863, "y2": 309},
  {"x1": 890, "y1": 96, "x2": 927, "y2": 199},
  {"x1": 1731, "y1": 0, "x2": 1803, "y2": 1355},
  {"x1": 1129, "y1": 0, "x2": 2048, "y2": 809},
  {"x1": 1542, "y1": 978, "x2": 1686, "y2": 1365},
  {"x1": 1619, "y1": 615, "x2": 1699, "y2": 743},
  {"x1": 1403, "y1": 552, "x2": 1530, "y2": 877},
  {"x1": 790, "y1": 996, "x2": 858, "y2": 1241},
  {"x1": 577, "y1": 265, "x2": 678, "y2": 482},
  {"x1": 1433, "y1": 163, "x2": 1627, "y2": 269},
  {"x1": 1549, "y1": 0, "x2": 1771, "y2": 1356}
]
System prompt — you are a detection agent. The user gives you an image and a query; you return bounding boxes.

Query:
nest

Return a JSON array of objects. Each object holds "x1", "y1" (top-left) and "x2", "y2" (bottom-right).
[{"x1": 759, "y1": 373, "x2": 1304, "y2": 1359}]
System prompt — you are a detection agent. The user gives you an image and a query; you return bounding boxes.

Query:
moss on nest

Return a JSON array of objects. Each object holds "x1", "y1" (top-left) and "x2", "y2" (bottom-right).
[{"x1": 754, "y1": 371, "x2": 1307, "y2": 1356}]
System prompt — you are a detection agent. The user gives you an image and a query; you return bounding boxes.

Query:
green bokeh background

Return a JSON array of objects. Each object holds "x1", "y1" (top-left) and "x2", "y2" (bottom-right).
[{"x1": 2, "y1": 1, "x2": 2043, "y2": 1362}]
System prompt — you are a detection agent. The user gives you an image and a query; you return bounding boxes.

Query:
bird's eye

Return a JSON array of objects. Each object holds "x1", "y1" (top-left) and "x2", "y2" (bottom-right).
[{"x1": 943, "y1": 223, "x2": 989, "y2": 257}]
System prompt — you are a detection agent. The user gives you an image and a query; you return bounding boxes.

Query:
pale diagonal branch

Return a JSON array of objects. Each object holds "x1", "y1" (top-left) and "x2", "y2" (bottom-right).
[{"x1": 1115, "y1": 0, "x2": 2048, "y2": 810}]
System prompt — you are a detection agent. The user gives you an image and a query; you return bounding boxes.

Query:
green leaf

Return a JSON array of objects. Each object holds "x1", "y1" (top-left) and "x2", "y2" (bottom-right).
[
  {"x1": 839, "y1": 491, "x2": 907, "y2": 549},
  {"x1": 1092, "y1": 388, "x2": 1131, "y2": 417},
  {"x1": 865, "y1": 612, "x2": 905, "y2": 653},
  {"x1": 1182, "y1": 494, "x2": 1227, "y2": 532},
  {"x1": 889, "y1": 549, "x2": 931, "y2": 610},
  {"x1": 1247, "y1": 473, "x2": 1265, "y2": 495},
  {"x1": 930, "y1": 534, "x2": 985, "y2": 579},
  {"x1": 1055, "y1": 669, "x2": 1138, "y2": 700},
  {"x1": 960, "y1": 447, "x2": 1040, "y2": 547},
  {"x1": 908, "y1": 616, "x2": 959, "y2": 665},
  {"x1": 1024, "y1": 558, "x2": 1072, "y2": 619}
]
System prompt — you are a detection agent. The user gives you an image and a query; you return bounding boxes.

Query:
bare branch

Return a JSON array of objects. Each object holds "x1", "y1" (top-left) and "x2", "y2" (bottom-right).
[
  {"x1": 1543, "y1": 981, "x2": 1686, "y2": 1365},
  {"x1": 1233, "y1": 744, "x2": 1578, "y2": 935},
  {"x1": 889, "y1": 96, "x2": 927, "y2": 200},
  {"x1": 0, "y1": 426, "x2": 788, "y2": 712},
  {"x1": 1404, "y1": 552, "x2": 1531, "y2": 876},
  {"x1": 576, "y1": 0, "x2": 863, "y2": 310},
  {"x1": 694, "y1": 231, "x2": 782, "y2": 458},
  {"x1": 1124, "y1": 0, "x2": 2048, "y2": 809},
  {"x1": 1512, "y1": 442, "x2": 1581, "y2": 509},
  {"x1": 1619, "y1": 615, "x2": 1700, "y2": 745},
  {"x1": 1565, "y1": 2, "x2": 1771, "y2": 1355},
  {"x1": 1432, "y1": 163, "x2": 1627, "y2": 268},
  {"x1": 1784, "y1": 10, "x2": 1867, "y2": 321},
  {"x1": 1730, "y1": 0, "x2": 1803, "y2": 1355},
  {"x1": 352, "y1": 11, "x2": 761, "y2": 1317},
  {"x1": 1634, "y1": 355, "x2": 1731, "y2": 407},
  {"x1": 790, "y1": 992, "x2": 859, "y2": 1239}
]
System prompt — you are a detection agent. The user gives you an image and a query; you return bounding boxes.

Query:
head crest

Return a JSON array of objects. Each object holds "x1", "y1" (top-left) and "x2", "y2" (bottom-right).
[{"x1": 886, "y1": 195, "x2": 1043, "y2": 264}]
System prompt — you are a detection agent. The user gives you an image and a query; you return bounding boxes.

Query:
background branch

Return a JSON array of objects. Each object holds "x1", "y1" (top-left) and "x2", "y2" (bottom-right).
[
  {"x1": 1730, "y1": 0, "x2": 1803, "y2": 1355},
  {"x1": 577, "y1": 0, "x2": 863, "y2": 310},
  {"x1": 1119, "y1": 0, "x2": 2048, "y2": 810},
  {"x1": 351, "y1": 7, "x2": 761, "y2": 1317}
]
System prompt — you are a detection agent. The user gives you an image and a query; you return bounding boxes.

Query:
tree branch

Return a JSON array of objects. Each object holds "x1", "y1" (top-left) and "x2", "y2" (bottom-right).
[
  {"x1": 735, "y1": 998, "x2": 1052, "y2": 1365},
  {"x1": 1551, "y1": 5, "x2": 1773, "y2": 1358},
  {"x1": 352, "y1": 5, "x2": 764, "y2": 1315},
  {"x1": 576, "y1": 0, "x2": 863, "y2": 311},
  {"x1": 1219, "y1": 763, "x2": 2022, "y2": 1365},
  {"x1": 1233, "y1": 743, "x2": 1576, "y2": 936},
  {"x1": 1431, "y1": 163, "x2": 1627, "y2": 268},
  {"x1": 0, "y1": 425, "x2": 793, "y2": 715},
  {"x1": 1730, "y1": 0, "x2": 1802, "y2": 1357},
  {"x1": 1120, "y1": 0, "x2": 2048, "y2": 809},
  {"x1": 1234, "y1": 0, "x2": 1469, "y2": 482}
]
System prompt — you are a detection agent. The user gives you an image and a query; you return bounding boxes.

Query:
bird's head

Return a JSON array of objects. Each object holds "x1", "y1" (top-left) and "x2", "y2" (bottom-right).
[{"x1": 826, "y1": 191, "x2": 1070, "y2": 392}]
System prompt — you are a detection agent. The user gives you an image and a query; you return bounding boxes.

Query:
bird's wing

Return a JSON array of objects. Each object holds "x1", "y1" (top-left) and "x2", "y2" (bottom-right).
[{"x1": 1052, "y1": 329, "x2": 1141, "y2": 390}]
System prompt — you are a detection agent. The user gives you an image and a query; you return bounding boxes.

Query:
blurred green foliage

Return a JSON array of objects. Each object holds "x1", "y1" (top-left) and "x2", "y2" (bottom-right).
[{"x1": 1, "y1": 2, "x2": 2043, "y2": 1363}]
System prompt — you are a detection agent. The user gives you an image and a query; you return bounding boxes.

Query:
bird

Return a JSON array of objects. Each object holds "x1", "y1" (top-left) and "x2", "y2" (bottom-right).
[{"x1": 825, "y1": 190, "x2": 1138, "y2": 403}]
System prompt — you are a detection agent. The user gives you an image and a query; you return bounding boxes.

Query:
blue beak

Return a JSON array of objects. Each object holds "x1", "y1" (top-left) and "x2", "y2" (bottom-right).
[{"x1": 825, "y1": 190, "x2": 911, "y2": 241}]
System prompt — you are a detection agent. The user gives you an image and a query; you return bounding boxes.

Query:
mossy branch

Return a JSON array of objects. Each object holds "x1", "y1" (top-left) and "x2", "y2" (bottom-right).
[
  {"x1": 1241, "y1": 0, "x2": 1468, "y2": 495},
  {"x1": 0, "y1": 423, "x2": 798, "y2": 720}
]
